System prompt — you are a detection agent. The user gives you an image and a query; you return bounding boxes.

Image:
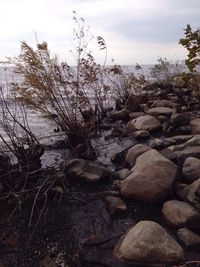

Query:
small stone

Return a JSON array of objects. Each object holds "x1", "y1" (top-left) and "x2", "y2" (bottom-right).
[
  {"x1": 104, "y1": 196, "x2": 127, "y2": 216},
  {"x1": 132, "y1": 130, "x2": 150, "y2": 139},
  {"x1": 162, "y1": 200, "x2": 200, "y2": 228},
  {"x1": 183, "y1": 157, "x2": 200, "y2": 183},
  {"x1": 146, "y1": 107, "x2": 173, "y2": 117},
  {"x1": 128, "y1": 115, "x2": 161, "y2": 132},
  {"x1": 117, "y1": 169, "x2": 130, "y2": 180},
  {"x1": 177, "y1": 228, "x2": 200, "y2": 246},
  {"x1": 151, "y1": 99, "x2": 174, "y2": 108},
  {"x1": 66, "y1": 159, "x2": 111, "y2": 182}
]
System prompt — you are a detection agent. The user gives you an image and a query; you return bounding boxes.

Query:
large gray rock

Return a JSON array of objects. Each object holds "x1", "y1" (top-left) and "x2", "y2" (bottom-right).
[
  {"x1": 66, "y1": 159, "x2": 111, "y2": 182},
  {"x1": 183, "y1": 157, "x2": 200, "y2": 183},
  {"x1": 125, "y1": 144, "x2": 150, "y2": 168},
  {"x1": 121, "y1": 149, "x2": 177, "y2": 202},
  {"x1": 128, "y1": 115, "x2": 161, "y2": 132},
  {"x1": 146, "y1": 107, "x2": 173, "y2": 117},
  {"x1": 115, "y1": 220, "x2": 185, "y2": 264},
  {"x1": 177, "y1": 228, "x2": 200, "y2": 247},
  {"x1": 162, "y1": 200, "x2": 200, "y2": 228}
]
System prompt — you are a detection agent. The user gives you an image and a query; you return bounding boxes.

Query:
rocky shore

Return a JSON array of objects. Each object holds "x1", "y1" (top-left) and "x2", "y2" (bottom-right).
[{"x1": 1, "y1": 81, "x2": 200, "y2": 267}]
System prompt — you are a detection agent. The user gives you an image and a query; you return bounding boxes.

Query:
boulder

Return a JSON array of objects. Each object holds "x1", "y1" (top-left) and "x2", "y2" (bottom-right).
[
  {"x1": 162, "y1": 200, "x2": 200, "y2": 228},
  {"x1": 146, "y1": 107, "x2": 173, "y2": 117},
  {"x1": 121, "y1": 149, "x2": 177, "y2": 202},
  {"x1": 183, "y1": 157, "x2": 200, "y2": 183},
  {"x1": 66, "y1": 159, "x2": 111, "y2": 182},
  {"x1": 177, "y1": 228, "x2": 200, "y2": 247},
  {"x1": 115, "y1": 220, "x2": 184, "y2": 265},
  {"x1": 128, "y1": 115, "x2": 161, "y2": 132},
  {"x1": 125, "y1": 144, "x2": 150, "y2": 168}
]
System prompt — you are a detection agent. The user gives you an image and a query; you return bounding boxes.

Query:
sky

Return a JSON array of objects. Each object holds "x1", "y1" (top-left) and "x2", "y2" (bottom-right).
[{"x1": 0, "y1": 0, "x2": 199, "y2": 65}]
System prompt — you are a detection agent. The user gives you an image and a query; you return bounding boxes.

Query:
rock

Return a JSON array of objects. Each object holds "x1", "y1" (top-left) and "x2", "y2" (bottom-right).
[
  {"x1": 110, "y1": 109, "x2": 129, "y2": 121},
  {"x1": 177, "y1": 228, "x2": 200, "y2": 246},
  {"x1": 170, "y1": 126, "x2": 192, "y2": 135},
  {"x1": 160, "y1": 148, "x2": 177, "y2": 163},
  {"x1": 111, "y1": 147, "x2": 130, "y2": 165},
  {"x1": 162, "y1": 200, "x2": 200, "y2": 228},
  {"x1": 172, "y1": 146, "x2": 200, "y2": 163},
  {"x1": 140, "y1": 103, "x2": 149, "y2": 112},
  {"x1": 128, "y1": 115, "x2": 161, "y2": 132},
  {"x1": 104, "y1": 196, "x2": 127, "y2": 217},
  {"x1": 170, "y1": 113, "x2": 190, "y2": 128},
  {"x1": 117, "y1": 169, "x2": 130, "y2": 180},
  {"x1": 168, "y1": 136, "x2": 200, "y2": 163},
  {"x1": 176, "y1": 178, "x2": 200, "y2": 211},
  {"x1": 173, "y1": 135, "x2": 193, "y2": 144},
  {"x1": 125, "y1": 144, "x2": 150, "y2": 168},
  {"x1": 121, "y1": 149, "x2": 177, "y2": 202},
  {"x1": 190, "y1": 118, "x2": 200, "y2": 134},
  {"x1": 151, "y1": 99, "x2": 174, "y2": 108},
  {"x1": 157, "y1": 115, "x2": 169, "y2": 123},
  {"x1": 66, "y1": 159, "x2": 111, "y2": 182},
  {"x1": 146, "y1": 107, "x2": 173, "y2": 117},
  {"x1": 183, "y1": 157, "x2": 200, "y2": 183},
  {"x1": 149, "y1": 138, "x2": 175, "y2": 149},
  {"x1": 115, "y1": 220, "x2": 184, "y2": 265},
  {"x1": 132, "y1": 130, "x2": 150, "y2": 139},
  {"x1": 129, "y1": 112, "x2": 145, "y2": 119}
]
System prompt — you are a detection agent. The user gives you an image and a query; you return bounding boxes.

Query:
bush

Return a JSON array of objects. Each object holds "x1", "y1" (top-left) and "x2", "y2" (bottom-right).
[{"x1": 10, "y1": 13, "x2": 111, "y2": 156}]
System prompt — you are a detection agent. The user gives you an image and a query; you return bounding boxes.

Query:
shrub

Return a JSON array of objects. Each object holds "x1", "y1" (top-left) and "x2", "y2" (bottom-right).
[{"x1": 10, "y1": 13, "x2": 111, "y2": 157}]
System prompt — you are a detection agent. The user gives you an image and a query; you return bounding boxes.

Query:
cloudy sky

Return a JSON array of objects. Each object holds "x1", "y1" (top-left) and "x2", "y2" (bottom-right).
[{"x1": 0, "y1": 0, "x2": 199, "y2": 65}]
